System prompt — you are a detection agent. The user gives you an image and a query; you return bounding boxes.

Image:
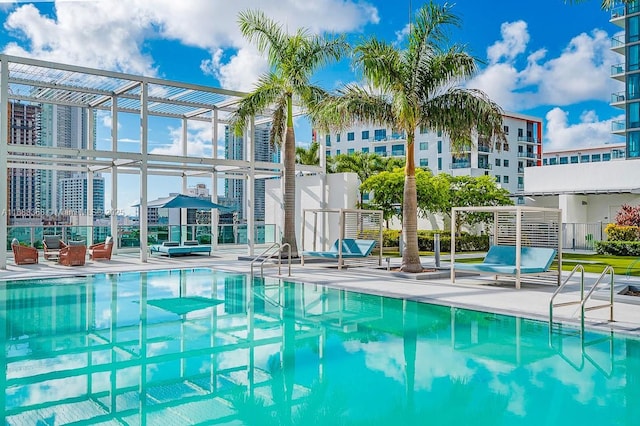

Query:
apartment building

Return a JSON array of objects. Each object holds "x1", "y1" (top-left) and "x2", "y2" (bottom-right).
[
  {"x1": 611, "y1": 1, "x2": 640, "y2": 158},
  {"x1": 542, "y1": 143, "x2": 626, "y2": 165},
  {"x1": 323, "y1": 112, "x2": 543, "y2": 203}
]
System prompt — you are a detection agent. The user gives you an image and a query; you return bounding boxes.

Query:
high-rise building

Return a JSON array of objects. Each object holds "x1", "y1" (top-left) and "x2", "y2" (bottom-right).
[
  {"x1": 323, "y1": 112, "x2": 543, "y2": 203},
  {"x1": 38, "y1": 104, "x2": 98, "y2": 220},
  {"x1": 8, "y1": 102, "x2": 41, "y2": 224},
  {"x1": 611, "y1": 3, "x2": 640, "y2": 158},
  {"x1": 57, "y1": 172, "x2": 105, "y2": 217},
  {"x1": 224, "y1": 123, "x2": 280, "y2": 221}
]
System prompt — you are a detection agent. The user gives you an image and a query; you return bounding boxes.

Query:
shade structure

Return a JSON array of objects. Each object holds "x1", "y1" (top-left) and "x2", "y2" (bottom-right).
[{"x1": 145, "y1": 194, "x2": 232, "y2": 211}]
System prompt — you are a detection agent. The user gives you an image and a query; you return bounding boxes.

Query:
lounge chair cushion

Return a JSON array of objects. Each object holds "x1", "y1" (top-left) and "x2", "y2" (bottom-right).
[
  {"x1": 303, "y1": 239, "x2": 377, "y2": 259},
  {"x1": 162, "y1": 242, "x2": 180, "y2": 247},
  {"x1": 454, "y1": 246, "x2": 556, "y2": 275},
  {"x1": 43, "y1": 236, "x2": 63, "y2": 249}
]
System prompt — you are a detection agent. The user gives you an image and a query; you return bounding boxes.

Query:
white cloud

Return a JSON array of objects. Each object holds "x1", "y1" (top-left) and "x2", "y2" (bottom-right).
[
  {"x1": 544, "y1": 107, "x2": 623, "y2": 151},
  {"x1": 468, "y1": 24, "x2": 621, "y2": 112},
  {"x1": 149, "y1": 121, "x2": 215, "y2": 157},
  {"x1": 1, "y1": 0, "x2": 379, "y2": 89},
  {"x1": 201, "y1": 47, "x2": 268, "y2": 92},
  {"x1": 487, "y1": 20, "x2": 529, "y2": 64}
]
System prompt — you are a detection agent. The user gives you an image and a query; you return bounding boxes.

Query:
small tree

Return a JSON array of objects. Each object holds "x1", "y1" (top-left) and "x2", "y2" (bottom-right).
[
  {"x1": 439, "y1": 174, "x2": 513, "y2": 235},
  {"x1": 295, "y1": 141, "x2": 320, "y2": 165},
  {"x1": 615, "y1": 204, "x2": 640, "y2": 227}
]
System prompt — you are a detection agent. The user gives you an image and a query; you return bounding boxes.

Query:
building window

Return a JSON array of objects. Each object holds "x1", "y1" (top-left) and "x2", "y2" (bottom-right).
[
  {"x1": 347, "y1": 132, "x2": 354, "y2": 141},
  {"x1": 348, "y1": 148, "x2": 355, "y2": 154},
  {"x1": 362, "y1": 147, "x2": 369, "y2": 153},
  {"x1": 419, "y1": 125, "x2": 428, "y2": 134},
  {"x1": 336, "y1": 149, "x2": 341, "y2": 155},
  {"x1": 325, "y1": 135, "x2": 330, "y2": 144},
  {"x1": 374, "y1": 129, "x2": 387, "y2": 141},
  {"x1": 570, "y1": 155, "x2": 579, "y2": 163},
  {"x1": 336, "y1": 133, "x2": 341, "y2": 143},
  {"x1": 391, "y1": 144, "x2": 405, "y2": 156},
  {"x1": 362, "y1": 130, "x2": 369, "y2": 140},
  {"x1": 559, "y1": 156, "x2": 568, "y2": 164},
  {"x1": 495, "y1": 158, "x2": 501, "y2": 167},
  {"x1": 591, "y1": 154, "x2": 601, "y2": 162},
  {"x1": 503, "y1": 159, "x2": 509, "y2": 167},
  {"x1": 503, "y1": 125, "x2": 509, "y2": 134},
  {"x1": 437, "y1": 130, "x2": 442, "y2": 137},
  {"x1": 543, "y1": 159, "x2": 548, "y2": 165},
  {"x1": 549, "y1": 158, "x2": 557, "y2": 165},
  {"x1": 503, "y1": 175, "x2": 509, "y2": 183},
  {"x1": 419, "y1": 158, "x2": 429, "y2": 167},
  {"x1": 363, "y1": 193, "x2": 370, "y2": 201},
  {"x1": 495, "y1": 175, "x2": 501, "y2": 183},
  {"x1": 437, "y1": 140, "x2": 442, "y2": 154},
  {"x1": 629, "y1": 44, "x2": 640, "y2": 72},
  {"x1": 437, "y1": 157, "x2": 442, "y2": 170},
  {"x1": 630, "y1": 132, "x2": 640, "y2": 158},
  {"x1": 580, "y1": 154, "x2": 590, "y2": 162},
  {"x1": 603, "y1": 153, "x2": 611, "y2": 161},
  {"x1": 517, "y1": 128, "x2": 523, "y2": 138},
  {"x1": 419, "y1": 142, "x2": 428, "y2": 150},
  {"x1": 326, "y1": 150, "x2": 331, "y2": 158},
  {"x1": 374, "y1": 146, "x2": 387, "y2": 156}
]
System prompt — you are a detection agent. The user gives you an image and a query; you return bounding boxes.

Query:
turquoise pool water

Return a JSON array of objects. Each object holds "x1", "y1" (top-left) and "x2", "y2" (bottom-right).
[{"x1": 1, "y1": 268, "x2": 639, "y2": 425}]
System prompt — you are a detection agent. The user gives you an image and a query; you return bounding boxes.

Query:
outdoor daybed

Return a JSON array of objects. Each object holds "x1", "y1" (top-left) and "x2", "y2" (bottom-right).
[
  {"x1": 149, "y1": 241, "x2": 211, "y2": 257},
  {"x1": 302, "y1": 238, "x2": 377, "y2": 269}
]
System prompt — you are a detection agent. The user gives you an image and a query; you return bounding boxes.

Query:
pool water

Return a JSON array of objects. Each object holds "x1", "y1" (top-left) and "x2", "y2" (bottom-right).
[{"x1": 1, "y1": 268, "x2": 639, "y2": 425}]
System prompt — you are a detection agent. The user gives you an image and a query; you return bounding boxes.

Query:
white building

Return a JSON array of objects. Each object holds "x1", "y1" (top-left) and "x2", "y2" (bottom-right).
[
  {"x1": 542, "y1": 143, "x2": 626, "y2": 166},
  {"x1": 322, "y1": 112, "x2": 543, "y2": 203}
]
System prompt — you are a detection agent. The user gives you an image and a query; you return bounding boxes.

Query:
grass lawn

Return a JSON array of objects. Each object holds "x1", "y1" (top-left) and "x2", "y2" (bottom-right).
[{"x1": 384, "y1": 249, "x2": 640, "y2": 276}]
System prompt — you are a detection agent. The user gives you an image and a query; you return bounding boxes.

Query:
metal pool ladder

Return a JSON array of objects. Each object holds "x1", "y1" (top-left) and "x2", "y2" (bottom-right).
[
  {"x1": 549, "y1": 264, "x2": 615, "y2": 333},
  {"x1": 549, "y1": 264, "x2": 616, "y2": 377},
  {"x1": 250, "y1": 243, "x2": 291, "y2": 278}
]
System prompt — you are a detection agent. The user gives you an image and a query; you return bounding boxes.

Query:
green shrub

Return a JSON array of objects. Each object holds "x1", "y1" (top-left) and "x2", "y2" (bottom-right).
[
  {"x1": 595, "y1": 241, "x2": 640, "y2": 256},
  {"x1": 381, "y1": 229, "x2": 489, "y2": 252}
]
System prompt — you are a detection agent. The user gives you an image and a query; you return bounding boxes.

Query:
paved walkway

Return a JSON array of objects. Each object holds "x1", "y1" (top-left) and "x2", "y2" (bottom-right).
[{"x1": 2, "y1": 250, "x2": 639, "y2": 336}]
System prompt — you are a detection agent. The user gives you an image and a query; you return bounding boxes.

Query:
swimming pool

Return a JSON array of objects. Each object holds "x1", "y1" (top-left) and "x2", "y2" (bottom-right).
[{"x1": 1, "y1": 268, "x2": 639, "y2": 425}]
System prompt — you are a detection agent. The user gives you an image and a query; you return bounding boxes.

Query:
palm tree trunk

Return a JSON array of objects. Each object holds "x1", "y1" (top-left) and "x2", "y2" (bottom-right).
[
  {"x1": 401, "y1": 133, "x2": 422, "y2": 272},
  {"x1": 283, "y1": 95, "x2": 299, "y2": 257}
]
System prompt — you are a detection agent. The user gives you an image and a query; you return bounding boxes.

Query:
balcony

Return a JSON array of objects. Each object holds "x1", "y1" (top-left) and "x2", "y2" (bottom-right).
[
  {"x1": 610, "y1": 5, "x2": 625, "y2": 28},
  {"x1": 450, "y1": 161, "x2": 471, "y2": 169},
  {"x1": 517, "y1": 136, "x2": 538, "y2": 144},
  {"x1": 611, "y1": 34, "x2": 625, "y2": 55},
  {"x1": 477, "y1": 144, "x2": 491, "y2": 153},
  {"x1": 611, "y1": 119, "x2": 626, "y2": 134},
  {"x1": 477, "y1": 163, "x2": 492, "y2": 170},
  {"x1": 517, "y1": 152, "x2": 537, "y2": 159},
  {"x1": 517, "y1": 167, "x2": 524, "y2": 173},
  {"x1": 611, "y1": 91, "x2": 626, "y2": 108},
  {"x1": 611, "y1": 63, "x2": 626, "y2": 82}
]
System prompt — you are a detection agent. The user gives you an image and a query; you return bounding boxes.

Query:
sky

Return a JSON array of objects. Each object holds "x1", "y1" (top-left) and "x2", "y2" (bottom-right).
[{"x1": 0, "y1": 0, "x2": 625, "y2": 212}]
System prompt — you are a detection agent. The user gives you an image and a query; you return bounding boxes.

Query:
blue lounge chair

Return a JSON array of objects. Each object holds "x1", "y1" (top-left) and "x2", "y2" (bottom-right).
[
  {"x1": 453, "y1": 245, "x2": 557, "y2": 288},
  {"x1": 149, "y1": 241, "x2": 211, "y2": 257},
  {"x1": 302, "y1": 238, "x2": 377, "y2": 269}
]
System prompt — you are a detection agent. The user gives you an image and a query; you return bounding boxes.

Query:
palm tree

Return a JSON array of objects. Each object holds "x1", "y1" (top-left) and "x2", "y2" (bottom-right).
[
  {"x1": 314, "y1": 2, "x2": 504, "y2": 272},
  {"x1": 230, "y1": 10, "x2": 347, "y2": 257},
  {"x1": 295, "y1": 141, "x2": 320, "y2": 165},
  {"x1": 331, "y1": 152, "x2": 405, "y2": 205}
]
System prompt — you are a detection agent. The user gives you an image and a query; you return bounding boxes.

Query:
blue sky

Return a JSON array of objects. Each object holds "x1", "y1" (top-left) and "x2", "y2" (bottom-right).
[{"x1": 0, "y1": 0, "x2": 624, "y2": 211}]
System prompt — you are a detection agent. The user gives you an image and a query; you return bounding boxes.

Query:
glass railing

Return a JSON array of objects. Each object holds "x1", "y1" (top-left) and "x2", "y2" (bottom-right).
[
  {"x1": 611, "y1": 5, "x2": 625, "y2": 18},
  {"x1": 611, "y1": 63, "x2": 625, "y2": 76},
  {"x1": 611, "y1": 91, "x2": 626, "y2": 103},
  {"x1": 611, "y1": 120, "x2": 626, "y2": 132},
  {"x1": 7, "y1": 223, "x2": 277, "y2": 250},
  {"x1": 611, "y1": 34, "x2": 625, "y2": 49},
  {"x1": 517, "y1": 136, "x2": 538, "y2": 143},
  {"x1": 450, "y1": 162, "x2": 471, "y2": 169}
]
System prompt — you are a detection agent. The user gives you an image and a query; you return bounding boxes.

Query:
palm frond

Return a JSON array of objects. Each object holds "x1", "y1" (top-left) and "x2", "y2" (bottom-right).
[
  {"x1": 312, "y1": 83, "x2": 396, "y2": 133},
  {"x1": 238, "y1": 9, "x2": 288, "y2": 67},
  {"x1": 228, "y1": 72, "x2": 285, "y2": 136},
  {"x1": 354, "y1": 37, "x2": 405, "y2": 94},
  {"x1": 420, "y1": 88, "x2": 504, "y2": 152},
  {"x1": 415, "y1": 46, "x2": 478, "y2": 99}
]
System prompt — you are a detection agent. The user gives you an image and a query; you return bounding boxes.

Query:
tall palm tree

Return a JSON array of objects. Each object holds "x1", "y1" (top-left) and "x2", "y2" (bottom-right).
[
  {"x1": 230, "y1": 10, "x2": 347, "y2": 257},
  {"x1": 314, "y1": 2, "x2": 504, "y2": 272}
]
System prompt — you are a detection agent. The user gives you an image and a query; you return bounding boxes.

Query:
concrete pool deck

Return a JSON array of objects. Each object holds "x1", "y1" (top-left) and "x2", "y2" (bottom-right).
[{"x1": 2, "y1": 249, "x2": 639, "y2": 337}]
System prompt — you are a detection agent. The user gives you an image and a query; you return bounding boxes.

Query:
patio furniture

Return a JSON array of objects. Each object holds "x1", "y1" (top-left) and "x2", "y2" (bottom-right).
[
  {"x1": 11, "y1": 238, "x2": 38, "y2": 265},
  {"x1": 89, "y1": 236, "x2": 113, "y2": 261},
  {"x1": 58, "y1": 244, "x2": 87, "y2": 267},
  {"x1": 149, "y1": 241, "x2": 212, "y2": 257},
  {"x1": 43, "y1": 236, "x2": 67, "y2": 260},
  {"x1": 302, "y1": 238, "x2": 378, "y2": 269}
]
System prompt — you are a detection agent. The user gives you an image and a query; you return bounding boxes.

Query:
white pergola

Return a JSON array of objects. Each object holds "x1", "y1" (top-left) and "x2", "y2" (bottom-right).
[{"x1": 0, "y1": 54, "x2": 320, "y2": 268}]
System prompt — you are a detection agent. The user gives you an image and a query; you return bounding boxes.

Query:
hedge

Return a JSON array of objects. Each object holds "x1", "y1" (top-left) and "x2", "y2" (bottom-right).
[
  {"x1": 383, "y1": 230, "x2": 489, "y2": 252},
  {"x1": 595, "y1": 241, "x2": 640, "y2": 256},
  {"x1": 604, "y1": 223, "x2": 640, "y2": 242}
]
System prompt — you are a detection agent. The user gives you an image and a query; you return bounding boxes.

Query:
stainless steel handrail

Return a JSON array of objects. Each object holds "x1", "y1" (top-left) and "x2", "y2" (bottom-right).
[
  {"x1": 249, "y1": 242, "x2": 292, "y2": 278},
  {"x1": 549, "y1": 264, "x2": 585, "y2": 327},
  {"x1": 580, "y1": 265, "x2": 615, "y2": 333}
]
